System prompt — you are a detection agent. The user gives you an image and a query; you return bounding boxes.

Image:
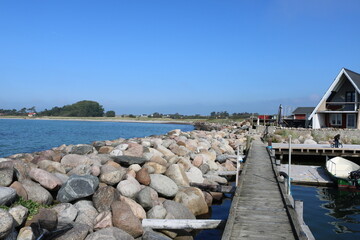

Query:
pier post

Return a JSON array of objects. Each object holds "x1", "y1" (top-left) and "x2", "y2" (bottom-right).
[{"x1": 288, "y1": 135, "x2": 292, "y2": 195}]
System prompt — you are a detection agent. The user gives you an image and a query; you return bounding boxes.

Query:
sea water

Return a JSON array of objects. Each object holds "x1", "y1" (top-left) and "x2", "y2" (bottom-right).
[
  {"x1": 0, "y1": 118, "x2": 194, "y2": 157},
  {"x1": 292, "y1": 185, "x2": 360, "y2": 240}
]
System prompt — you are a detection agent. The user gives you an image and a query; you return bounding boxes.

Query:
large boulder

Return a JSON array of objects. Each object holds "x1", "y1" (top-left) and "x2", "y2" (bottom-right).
[
  {"x1": 9, "y1": 181, "x2": 28, "y2": 200},
  {"x1": 162, "y1": 200, "x2": 195, "y2": 219},
  {"x1": 60, "y1": 154, "x2": 94, "y2": 172},
  {"x1": 142, "y1": 229, "x2": 172, "y2": 240},
  {"x1": 135, "y1": 167, "x2": 151, "y2": 185},
  {"x1": 124, "y1": 142, "x2": 144, "y2": 157},
  {"x1": 185, "y1": 167, "x2": 204, "y2": 184},
  {"x1": 0, "y1": 187, "x2": 16, "y2": 206},
  {"x1": 0, "y1": 209, "x2": 14, "y2": 239},
  {"x1": 135, "y1": 186, "x2": 159, "y2": 210},
  {"x1": 92, "y1": 186, "x2": 120, "y2": 213},
  {"x1": 149, "y1": 174, "x2": 179, "y2": 198},
  {"x1": 94, "y1": 210, "x2": 113, "y2": 230},
  {"x1": 147, "y1": 205, "x2": 167, "y2": 219},
  {"x1": 69, "y1": 144, "x2": 95, "y2": 155},
  {"x1": 29, "y1": 168, "x2": 63, "y2": 190},
  {"x1": 120, "y1": 196, "x2": 146, "y2": 220},
  {"x1": 37, "y1": 160, "x2": 66, "y2": 174},
  {"x1": 67, "y1": 164, "x2": 93, "y2": 176},
  {"x1": 57, "y1": 175, "x2": 99, "y2": 203},
  {"x1": 165, "y1": 164, "x2": 190, "y2": 187},
  {"x1": 74, "y1": 200, "x2": 98, "y2": 229},
  {"x1": 112, "y1": 155, "x2": 147, "y2": 167},
  {"x1": 52, "y1": 203, "x2": 78, "y2": 223},
  {"x1": 9, "y1": 205, "x2": 28, "y2": 227},
  {"x1": 0, "y1": 161, "x2": 14, "y2": 187},
  {"x1": 143, "y1": 162, "x2": 166, "y2": 174},
  {"x1": 22, "y1": 179, "x2": 53, "y2": 205},
  {"x1": 174, "y1": 187, "x2": 208, "y2": 216},
  {"x1": 53, "y1": 223, "x2": 91, "y2": 240},
  {"x1": 85, "y1": 227, "x2": 134, "y2": 240},
  {"x1": 116, "y1": 177, "x2": 141, "y2": 199},
  {"x1": 99, "y1": 165, "x2": 126, "y2": 185},
  {"x1": 111, "y1": 201, "x2": 143, "y2": 238}
]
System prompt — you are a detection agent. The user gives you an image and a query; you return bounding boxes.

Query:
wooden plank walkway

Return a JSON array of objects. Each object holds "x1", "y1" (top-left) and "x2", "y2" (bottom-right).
[
  {"x1": 222, "y1": 139, "x2": 297, "y2": 240},
  {"x1": 272, "y1": 143, "x2": 360, "y2": 157}
]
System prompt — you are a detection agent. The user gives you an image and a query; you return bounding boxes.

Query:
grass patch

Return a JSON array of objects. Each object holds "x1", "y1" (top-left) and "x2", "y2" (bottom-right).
[{"x1": 0, "y1": 197, "x2": 50, "y2": 220}]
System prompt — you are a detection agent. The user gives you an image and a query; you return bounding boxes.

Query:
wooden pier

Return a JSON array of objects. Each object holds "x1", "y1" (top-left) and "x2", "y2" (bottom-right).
[
  {"x1": 222, "y1": 139, "x2": 313, "y2": 240},
  {"x1": 272, "y1": 143, "x2": 360, "y2": 157}
]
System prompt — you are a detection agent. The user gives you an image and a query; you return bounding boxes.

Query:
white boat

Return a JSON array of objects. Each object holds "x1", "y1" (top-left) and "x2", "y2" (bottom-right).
[{"x1": 326, "y1": 156, "x2": 360, "y2": 189}]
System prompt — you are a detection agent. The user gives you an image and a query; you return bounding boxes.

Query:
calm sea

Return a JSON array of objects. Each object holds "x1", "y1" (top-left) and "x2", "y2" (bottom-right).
[
  {"x1": 292, "y1": 185, "x2": 360, "y2": 240},
  {"x1": 0, "y1": 119, "x2": 194, "y2": 158}
]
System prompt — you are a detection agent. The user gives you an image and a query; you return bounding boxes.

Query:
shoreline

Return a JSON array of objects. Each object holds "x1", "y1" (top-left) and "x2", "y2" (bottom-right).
[{"x1": 0, "y1": 116, "x2": 195, "y2": 125}]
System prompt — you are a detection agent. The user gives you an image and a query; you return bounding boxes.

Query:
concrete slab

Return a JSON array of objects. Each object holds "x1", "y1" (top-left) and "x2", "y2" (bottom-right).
[{"x1": 278, "y1": 164, "x2": 333, "y2": 186}]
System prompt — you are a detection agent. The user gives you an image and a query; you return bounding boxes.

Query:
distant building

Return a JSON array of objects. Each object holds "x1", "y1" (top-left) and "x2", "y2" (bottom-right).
[
  {"x1": 292, "y1": 107, "x2": 315, "y2": 120},
  {"x1": 309, "y1": 68, "x2": 360, "y2": 129},
  {"x1": 28, "y1": 112, "x2": 36, "y2": 117}
]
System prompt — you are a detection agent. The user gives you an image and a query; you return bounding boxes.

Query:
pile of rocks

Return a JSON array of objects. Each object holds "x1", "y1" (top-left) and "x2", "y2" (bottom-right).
[{"x1": 0, "y1": 128, "x2": 248, "y2": 240}]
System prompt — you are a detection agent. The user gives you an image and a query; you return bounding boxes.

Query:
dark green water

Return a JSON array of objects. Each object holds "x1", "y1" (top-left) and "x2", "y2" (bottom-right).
[{"x1": 292, "y1": 185, "x2": 360, "y2": 240}]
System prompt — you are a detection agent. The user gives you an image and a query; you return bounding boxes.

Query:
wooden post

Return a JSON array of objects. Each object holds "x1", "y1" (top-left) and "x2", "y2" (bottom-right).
[
  {"x1": 236, "y1": 145, "x2": 240, "y2": 187},
  {"x1": 288, "y1": 135, "x2": 292, "y2": 195},
  {"x1": 295, "y1": 200, "x2": 304, "y2": 224}
]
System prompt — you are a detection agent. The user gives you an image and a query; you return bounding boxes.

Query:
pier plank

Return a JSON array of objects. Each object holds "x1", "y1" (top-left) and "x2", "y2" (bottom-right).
[{"x1": 222, "y1": 139, "x2": 297, "y2": 240}]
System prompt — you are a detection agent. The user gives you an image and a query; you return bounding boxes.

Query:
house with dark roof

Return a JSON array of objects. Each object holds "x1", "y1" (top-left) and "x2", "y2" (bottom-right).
[
  {"x1": 292, "y1": 107, "x2": 315, "y2": 120},
  {"x1": 309, "y1": 68, "x2": 360, "y2": 129}
]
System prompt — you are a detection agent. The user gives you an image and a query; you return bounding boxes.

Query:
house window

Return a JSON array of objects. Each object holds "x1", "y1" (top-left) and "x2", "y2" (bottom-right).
[
  {"x1": 330, "y1": 114, "x2": 342, "y2": 126},
  {"x1": 346, "y1": 91, "x2": 355, "y2": 102}
]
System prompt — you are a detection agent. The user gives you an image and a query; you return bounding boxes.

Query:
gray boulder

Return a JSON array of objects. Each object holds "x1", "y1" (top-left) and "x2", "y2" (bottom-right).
[
  {"x1": 54, "y1": 223, "x2": 91, "y2": 240},
  {"x1": 147, "y1": 205, "x2": 167, "y2": 219},
  {"x1": 22, "y1": 179, "x2": 53, "y2": 205},
  {"x1": 162, "y1": 200, "x2": 195, "y2": 219},
  {"x1": 74, "y1": 200, "x2": 98, "y2": 229},
  {"x1": 85, "y1": 227, "x2": 134, "y2": 240},
  {"x1": 149, "y1": 174, "x2": 179, "y2": 198},
  {"x1": 57, "y1": 175, "x2": 99, "y2": 203},
  {"x1": 0, "y1": 161, "x2": 14, "y2": 187},
  {"x1": 52, "y1": 203, "x2": 78, "y2": 223},
  {"x1": 0, "y1": 187, "x2": 16, "y2": 206},
  {"x1": 142, "y1": 229, "x2": 172, "y2": 240},
  {"x1": 0, "y1": 209, "x2": 14, "y2": 239},
  {"x1": 9, "y1": 205, "x2": 28, "y2": 227},
  {"x1": 135, "y1": 186, "x2": 159, "y2": 210},
  {"x1": 92, "y1": 186, "x2": 119, "y2": 212},
  {"x1": 70, "y1": 144, "x2": 95, "y2": 155},
  {"x1": 112, "y1": 155, "x2": 147, "y2": 167}
]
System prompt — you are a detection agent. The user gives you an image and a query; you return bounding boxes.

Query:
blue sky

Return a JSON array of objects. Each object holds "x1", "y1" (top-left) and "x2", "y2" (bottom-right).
[{"x1": 1, "y1": 0, "x2": 360, "y2": 115}]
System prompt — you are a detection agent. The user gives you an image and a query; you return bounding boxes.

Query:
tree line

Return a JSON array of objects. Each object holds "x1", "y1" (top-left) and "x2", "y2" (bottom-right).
[{"x1": 1, "y1": 101, "x2": 116, "y2": 117}]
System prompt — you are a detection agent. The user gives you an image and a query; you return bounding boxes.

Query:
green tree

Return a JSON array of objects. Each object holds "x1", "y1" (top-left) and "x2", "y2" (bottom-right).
[{"x1": 105, "y1": 110, "x2": 116, "y2": 117}]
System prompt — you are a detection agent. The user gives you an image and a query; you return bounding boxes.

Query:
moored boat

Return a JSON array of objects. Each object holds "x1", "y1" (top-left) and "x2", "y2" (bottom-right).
[{"x1": 326, "y1": 156, "x2": 360, "y2": 190}]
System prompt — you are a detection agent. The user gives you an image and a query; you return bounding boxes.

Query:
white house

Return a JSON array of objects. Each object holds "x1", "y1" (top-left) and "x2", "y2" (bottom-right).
[{"x1": 309, "y1": 68, "x2": 360, "y2": 129}]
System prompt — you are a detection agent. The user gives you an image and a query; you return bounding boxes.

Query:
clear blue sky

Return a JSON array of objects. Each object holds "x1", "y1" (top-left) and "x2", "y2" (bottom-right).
[{"x1": 1, "y1": 0, "x2": 360, "y2": 115}]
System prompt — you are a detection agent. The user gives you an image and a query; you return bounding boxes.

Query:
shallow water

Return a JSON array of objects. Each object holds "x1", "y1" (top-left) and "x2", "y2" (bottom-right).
[{"x1": 0, "y1": 119, "x2": 194, "y2": 157}]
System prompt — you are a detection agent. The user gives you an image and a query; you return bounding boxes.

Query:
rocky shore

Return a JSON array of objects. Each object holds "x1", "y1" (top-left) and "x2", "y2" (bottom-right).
[{"x1": 0, "y1": 123, "x2": 250, "y2": 240}]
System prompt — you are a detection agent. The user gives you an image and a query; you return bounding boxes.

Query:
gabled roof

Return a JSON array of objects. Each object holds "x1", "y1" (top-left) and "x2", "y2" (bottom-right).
[
  {"x1": 308, "y1": 68, "x2": 360, "y2": 120},
  {"x1": 292, "y1": 107, "x2": 315, "y2": 115}
]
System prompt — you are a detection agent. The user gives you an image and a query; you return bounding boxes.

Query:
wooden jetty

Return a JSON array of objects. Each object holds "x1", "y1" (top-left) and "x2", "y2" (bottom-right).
[
  {"x1": 272, "y1": 143, "x2": 360, "y2": 157},
  {"x1": 222, "y1": 139, "x2": 314, "y2": 240}
]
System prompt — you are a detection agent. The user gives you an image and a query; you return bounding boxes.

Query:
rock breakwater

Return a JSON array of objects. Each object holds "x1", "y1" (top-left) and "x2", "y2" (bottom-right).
[{"x1": 0, "y1": 125, "x2": 250, "y2": 240}]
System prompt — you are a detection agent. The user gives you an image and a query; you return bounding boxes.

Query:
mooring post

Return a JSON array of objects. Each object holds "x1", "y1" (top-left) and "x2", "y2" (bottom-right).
[
  {"x1": 236, "y1": 145, "x2": 242, "y2": 187},
  {"x1": 288, "y1": 135, "x2": 292, "y2": 195}
]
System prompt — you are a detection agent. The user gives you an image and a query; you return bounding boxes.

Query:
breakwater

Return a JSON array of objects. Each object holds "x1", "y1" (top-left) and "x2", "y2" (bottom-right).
[{"x1": 0, "y1": 122, "x2": 250, "y2": 239}]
